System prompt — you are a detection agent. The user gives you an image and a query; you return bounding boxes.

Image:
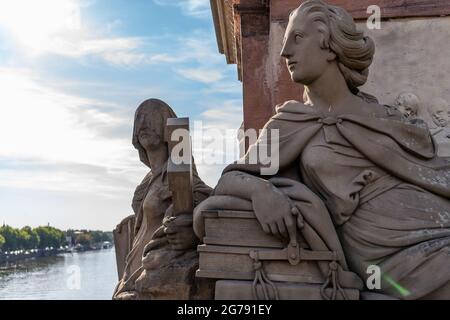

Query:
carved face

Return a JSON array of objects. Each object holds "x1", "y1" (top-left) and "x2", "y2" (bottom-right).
[
  {"x1": 394, "y1": 93, "x2": 419, "y2": 118},
  {"x1": 135, "y1": 113, "x2": 164, "y2": 151},
  {"x1": 431, "y1": 106, "x2": 450, "y2": 128},
  {"x1": 428, "y1": 99, "x2": 450, "y2": 127},
  {"x1": 280, "y1": 10, "x2": 333, "y2": 85},
  {"x1": 398, "y1": 105, "x2": 417, "y2": 118}
]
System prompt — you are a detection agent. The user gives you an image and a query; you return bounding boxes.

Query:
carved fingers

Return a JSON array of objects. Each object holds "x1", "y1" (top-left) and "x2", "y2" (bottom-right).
[
  {"x1": 251, "y1": 179, "x2": 307, "y2": 244},
  {"x1": 166, "y1": 230, "x2": 198, "y2": 251},
  {"x1": 163, "y1": 213, "x2": 198, "y2": 250},
  {"x1": 285, "y1": 210, "x2": 297, "y2": 241},
  {"x1": 277, "y1": 219, "x2": 288, "y2": 238},
  {"x1": 252, "y1": 184, "x2": 296, "y2": 241}
]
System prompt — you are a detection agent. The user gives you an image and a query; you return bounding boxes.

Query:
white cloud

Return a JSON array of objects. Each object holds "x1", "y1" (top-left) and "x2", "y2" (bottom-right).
[
  {"x1": 206, "y1": 81, "x2": 242, "y2": 94},
  {"x1": 0, "y1": 0, "x2": 83, "y2": 55},
  {"x1": 200, "y1": 100, "x2": 243, "y2": 129},
  {"x1": 178, "y1": 68, "x2": 223, "y2": 83},
  {"x1": 153, "y1": 0, "x2": 211, "y2": 18},
  {"x1": 102, "y1": 51, "x2": 147, "y2": 67},
  {"x1": 0, "y1": 0, "x2": 157, "y2": 67},
  {"x1": 147, "y1": 53, "x2": 186, "y2": 63},
  {"x1": 0, "y1": 67, "x2": 242, "y2": 199},
  {"x1": 0, "y1": 67, "x2": 146, "y2": 195},
  {"x1": 164, "y1": 34, "x2": 227, "y2": 84},
  {"x1": 191, "y1": 99, "x2": 243, "y2": 187},
  {"x1": 0, "y1": 0, "x2": 222, "y2": 71},
  {"x1": 0, "y1": 0, "x2": 83, "y2": 48},
  {"x1": 183, "y1": 36, "x2": 223, "y2": 63},
  {"x1": 0, "y1": 165, "x2": 126, "y2": 196},
  {"x1": 47, "y1": 36, "x2": 148, "y2": 66},
  {"x1": 0, "y1": 0, "x2": 245, "y2": 231}
]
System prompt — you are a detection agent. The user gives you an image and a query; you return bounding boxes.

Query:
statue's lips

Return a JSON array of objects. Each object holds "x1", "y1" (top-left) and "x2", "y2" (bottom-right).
[{"x1": 287, "y1": 61, "x2": 297, "y2": 70}]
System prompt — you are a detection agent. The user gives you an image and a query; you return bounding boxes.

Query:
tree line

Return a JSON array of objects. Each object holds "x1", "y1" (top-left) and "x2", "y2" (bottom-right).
[{"x1": 0, "y1": 225, "x2": 113, "y2": 252}]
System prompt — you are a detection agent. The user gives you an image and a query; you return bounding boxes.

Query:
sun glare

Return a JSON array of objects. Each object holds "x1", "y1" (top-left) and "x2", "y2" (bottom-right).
[{"x1": 0, "y1": 0, "x2": 81, "y2": 54}]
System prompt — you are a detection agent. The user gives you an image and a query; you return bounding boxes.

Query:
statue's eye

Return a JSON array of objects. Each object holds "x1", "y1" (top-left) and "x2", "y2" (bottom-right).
[{"x1": 295, "y1": 33, "x2": 304, "y2": 42}]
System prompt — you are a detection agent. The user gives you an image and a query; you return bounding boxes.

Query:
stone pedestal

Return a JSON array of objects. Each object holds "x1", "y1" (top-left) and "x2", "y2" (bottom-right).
[{"x1": 135, "y1": 248, "x2": 215, "y2": 300}]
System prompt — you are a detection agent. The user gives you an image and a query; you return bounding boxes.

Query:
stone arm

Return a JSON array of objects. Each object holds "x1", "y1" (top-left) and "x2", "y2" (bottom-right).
[{"x1": 194, "y1": 171, "x2": 298, "y2": 242}]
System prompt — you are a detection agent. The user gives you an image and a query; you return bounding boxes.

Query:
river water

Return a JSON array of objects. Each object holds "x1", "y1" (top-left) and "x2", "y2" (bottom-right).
[{"x1": 0, "y1": 248, "x2": 118, "y2": 300}]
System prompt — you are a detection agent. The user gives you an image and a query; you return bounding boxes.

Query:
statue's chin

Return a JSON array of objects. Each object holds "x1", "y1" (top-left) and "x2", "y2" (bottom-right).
[{"x1": 290, "y1": 73, "x2": 310, "y2": 86}]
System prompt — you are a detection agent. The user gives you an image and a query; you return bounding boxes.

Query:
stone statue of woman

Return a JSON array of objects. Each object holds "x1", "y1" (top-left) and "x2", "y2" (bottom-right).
[
  {"x1": 194, "y1": 0, "x2": 450, "y2": 299},
  {"x1": 113, "y1": 99, "x2": 212, "y2": 300}
]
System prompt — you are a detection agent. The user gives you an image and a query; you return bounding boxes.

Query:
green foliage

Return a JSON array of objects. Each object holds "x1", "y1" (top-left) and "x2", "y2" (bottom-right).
[
  {"x1": 75, "y1": 233, "x2": 93, "y2": 246},
  {"x1": 73, "y1": 231, "x2": 112, "y2": 247},
  {"x1": 19, "y1": 226, "x2": 40, "y2": 249},
  {"x1": 0, "y1": 234, "x2": 5, "y2": 250},
  {"x1": 91, "y1": 230, "x2": 112, "y2": 243},
  {"x1": 0, "y1": 225, "x2": 20, "y2": 251},
  {"x1": 0, "y1": 225, "x2": 112, "y2": 251},
  {"x1": 34, "y1": 226, "x2": 66, "y2": 249}
]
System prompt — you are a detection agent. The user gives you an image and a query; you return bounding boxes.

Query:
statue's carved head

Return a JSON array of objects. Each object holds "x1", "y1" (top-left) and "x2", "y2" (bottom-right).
[
  {"x1": 281, "y1": 0, "x2": 374, "y2": 93},
  {"x1": 394, "y1": 93, "x2": 420, "y2": 118},
  {"x1": 132, "y1": 99, "x2": 177, "y2": 167},
  {"x1": 429, "y1": 98, "x2": 450, "y2": 128}
]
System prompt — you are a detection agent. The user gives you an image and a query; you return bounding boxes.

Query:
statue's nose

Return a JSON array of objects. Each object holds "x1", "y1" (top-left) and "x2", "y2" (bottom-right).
[{"x1": 280, "y1": 40, "x2": 291, "y2": 58}]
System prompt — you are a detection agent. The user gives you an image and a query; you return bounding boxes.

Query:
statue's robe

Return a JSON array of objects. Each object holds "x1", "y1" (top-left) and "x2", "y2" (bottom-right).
[
  {"x1": 197, "y1": 100, "x2": 450, "y2": 299},
  {"x1": 114, "y1": 163, "x2": 211, "y2": 299}
]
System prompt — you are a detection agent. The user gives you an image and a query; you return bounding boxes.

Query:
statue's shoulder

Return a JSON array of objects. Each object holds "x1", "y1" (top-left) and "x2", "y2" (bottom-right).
[
  {"x1": 381, "y1": 103, "x2": 403, "y2": 119},
  {"x1": 275, "y1": 100, "x2": 311, "y2": 114},
  {"x1": 357, "y1": 101, "x2": 403, "y2": 121},
  {"x1": 375, "y1": 104, "x2": 426, "y2": 127},
  {"x1": 357, "y1": 102, "x2": 431, "y2": 132}
]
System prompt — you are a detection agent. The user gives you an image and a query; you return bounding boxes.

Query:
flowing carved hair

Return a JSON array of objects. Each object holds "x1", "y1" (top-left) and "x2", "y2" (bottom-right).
[{"x1": 295, "y1": 0, "x2": 378, "y2": 102}]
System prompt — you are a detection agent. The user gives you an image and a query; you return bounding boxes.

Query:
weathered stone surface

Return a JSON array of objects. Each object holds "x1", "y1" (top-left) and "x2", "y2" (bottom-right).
[
  {"x1": 113, "y1": 99, "x2": 212, "y2": 300},
  {"x1": 428, "y1": 98, "x2": 450, "y2": 157},
  {"x1": 135, "y1": 249, "x2": 213, "y2": 300},
  {"x1": 215, "y1": 280, "x2": 359, "y2": 300},
  {"x1": 271, "y1": 0, "x2": 450, "y2": 21},
  {"x1": 113, "y1": 215, "x2": 135, "y2": 280},
  {"x1": 195, "y1": 0, "x2": 450, "y2": 300}
]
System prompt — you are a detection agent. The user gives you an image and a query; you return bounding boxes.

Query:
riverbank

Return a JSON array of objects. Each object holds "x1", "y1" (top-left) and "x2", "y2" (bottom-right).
[
  {"x1": 0, "y1": 249, "x2": 66, "y2": 264},
  {"x1": 0, "y1": 225, "x2": 114, "y2": 263},
  {"x1": 0, "y1": 244, "x2": 113, "y2": 264}
]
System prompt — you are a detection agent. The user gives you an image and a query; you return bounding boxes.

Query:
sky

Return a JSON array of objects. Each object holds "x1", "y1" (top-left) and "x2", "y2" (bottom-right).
[{"x1": 0, "y1": 0, "x2": 243, "y2": 231}]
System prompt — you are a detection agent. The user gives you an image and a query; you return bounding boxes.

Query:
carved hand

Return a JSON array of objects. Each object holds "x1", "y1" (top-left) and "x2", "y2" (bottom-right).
[
  {"x1": 163, "y1": 206, "x2": 199, "y2": 250},
  {"x1": 269, "y1": 177, "x2": 307, "y2": 230},
  {"x1": 251, "y1": 182, "x2": 297, "y2": 241}
]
